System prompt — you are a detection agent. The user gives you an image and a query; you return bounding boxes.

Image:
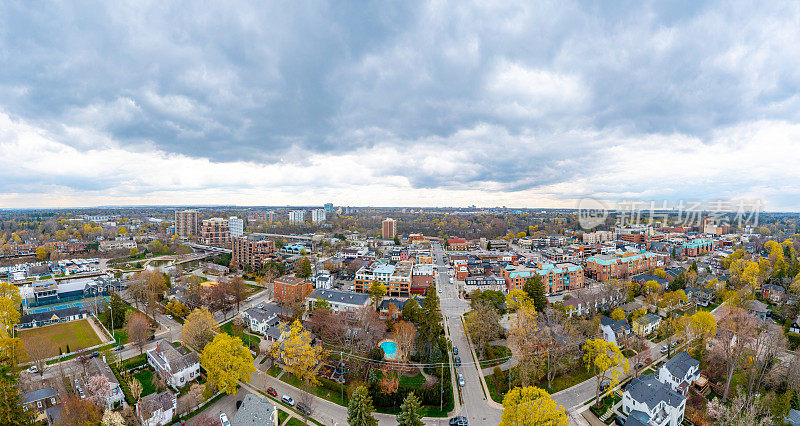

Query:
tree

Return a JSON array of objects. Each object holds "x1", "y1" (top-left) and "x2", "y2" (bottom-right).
[
  {"x1": 270, "y1": 321, "x2": 323, "y2": 386},
  {"x1": 25, "y1": 339, "x2": 51, "y2": 379},
  {"x1": 523, "y1": 276, "x2": 548, "y2": 311},
  {"x1": 714, "y1": 307, "x2": 757, "y2": 401},
  {"x1": 126, "y1": 312, "x2": 151, "y2": 354},
  {"x1": 60, "y1": 395, "x2": 102, "y2": 425},
  {"x1": 401, "y1": 299, "x2": 421, "y2": 323},
  {"x1": 128, "y1": 378, "x2": 143, "y2": 403},
  {"x1": 464, "y1": 300, "x2": 502, "y2": 357},
  {"x1": 226, "y1": 276, "x2": 248, "y2": 313},
  {"x1": 610, "y1": 308, "x2": 625, "y2": 322},
  {"x1": 200, "y1": 333, "x2": 255, "y2": 394},
  {"x1": 505, "y1": 289, "x2": 531, "y2": 313},
  {"x1": 508, "y1": 305, "x2": 548, "y2": 386},
  {"x1": 392, "y1": 321, "x2": 417, "y2": 360},
  {"x1": 396, "y1": 392, "x2": 424, "y2": 426},
  {"x1": 368, "y1": 281, "x2": 387, "y2": 308},
  {"x1": 500, "y1": 386, "x2": 568, "y2": 426},
  {"x1": 165, "y1": 300, "x2": 190, "y2": 318},
  {"x1": 183, "y1": 308, "x2": 219, "y2": 350},
  {"x1": 347, "y1": 386, "x2": 377, "y2": 426},
  {"x1": 688, "y1": 311, "x2": 716, "y2": 362},
  {"x1": 583, "y1": 339, "x2": 629, "y2": 403},
  {"x1": 86, "y1": 374, "x2": 112, "y2": 406},
  {"x1": 101, "y1": 409, "x2": 125, "y2": 426},
  {"x1": 295, "y1": 257, "x2": 312, "y2": 279},
  {"x1": 0, "y1": 368, "x2": 32, "y2": 425}
]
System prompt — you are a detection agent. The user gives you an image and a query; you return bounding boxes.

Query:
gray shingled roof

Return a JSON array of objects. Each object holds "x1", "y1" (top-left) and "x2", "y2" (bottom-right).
[
  {"x1": 138, "y1": 390, "x2": 175, "y2": 418},
  {"x1": 22, "y1": 387, "x2": 58, "y2": 404},
  {"x1": 244, "y1": 302, "x2": 281, "y2": 323},
  {"x1": 232, "y1": 393, "x2": 276, "y2": 426},
  {"x1": 662, "y1": 351, "x2": 699, "y2": 381},
  {"x1": 309, "y1": 288, "x2": 369, "y2": 306},
  {"x1": 625, "y1": 374, "x2": 685, "y2": 410}
]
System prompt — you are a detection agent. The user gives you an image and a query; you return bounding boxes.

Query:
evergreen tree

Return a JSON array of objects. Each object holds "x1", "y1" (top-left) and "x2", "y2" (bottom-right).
[
  {"x1": 690, "y1": 260, "x2": 698, "y2": 272},
  {"x1": 0, "y1": 366, "x2": 33, "y2": 425},
  {"x1": 397, "y1": 392, "x2": 424, "y2": 426},
  {"x1": 394, "y1": 235, "x2": 401, "y2": 245},
  {"x1": 347, "y1": 386, "x2": 378, "y2": 426},
  {"x1": 487, "y1": 241, "x2": 492, "y2": 250},
  {"x1": 523, "y1": 276, "x2": 547, "y2": 311}
]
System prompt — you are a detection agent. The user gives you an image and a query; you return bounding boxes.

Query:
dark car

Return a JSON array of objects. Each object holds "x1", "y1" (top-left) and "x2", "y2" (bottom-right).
[
  {"x1": 91, "y1": 351, "x2": 99, "y2": 358},
  {"x1": 454, "y1": 356, "x2": 461, "y2": 367},
  {"x1": 614, "y1": 416, "x2": 627, "y2": 425},
  {"x1": 449, "y1": 416, "x2": 469, "y2": 425},
  {"x1": 236, "y1": 400, "x2": 242, "y2": 410},
  {"x1": 266, "y1": 387, "x2": 278, "y2": 397},
  {"x1": 452, "y1": 346, "x2": 459, "y2": 355},
  {"x1": 296, "y1": 403, "x2": 312, "y2": 415}
]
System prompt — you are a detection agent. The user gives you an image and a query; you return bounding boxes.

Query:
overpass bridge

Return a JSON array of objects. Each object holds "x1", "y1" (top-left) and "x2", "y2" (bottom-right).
[{"x1": 183, "y1": 242, "x2": 233, "y2": 254}]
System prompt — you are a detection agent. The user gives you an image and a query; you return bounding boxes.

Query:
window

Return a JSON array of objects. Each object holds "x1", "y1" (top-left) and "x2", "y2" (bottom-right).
[{"x1": 37, "y1": 401, "x2": 42, "y2": 408}]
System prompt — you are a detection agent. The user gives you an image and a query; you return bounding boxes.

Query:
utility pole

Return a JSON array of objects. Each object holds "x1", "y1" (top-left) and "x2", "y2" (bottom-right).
[
  {"x1": 440, "y1": 362, "x2": 443, "y2": 412},
  {"x1": 340, "y1": 351, "x2": 344, "y2": 403}
]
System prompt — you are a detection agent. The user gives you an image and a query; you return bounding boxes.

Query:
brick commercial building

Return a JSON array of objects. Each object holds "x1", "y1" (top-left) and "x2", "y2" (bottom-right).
[
  {"x1": 273, "y1": 276, "x2": 313, "y2": 308},
  {"x1": 200, "y1": 217, "x2": 230, "y2": 246},
  {"x1": 446, "y1": 238, "x2": 471, "y2": 250},
  {"x1": 232, "y1": 236, "x2": 275, "y2": 270},
  {"x1": 354, "y1": 260, "x2": 413, "y2": 296},
  {"x1": 585, "y1": 251, "x2": 657, "y2": 280},
  {"x1": 174, "y1": 210, "x2": 199, "y2": 237},
  {"x1": 382, "y1": 218, "x2": 397, "y2": 239},
  {"x1": 503, "y1": 263, "x2": 585, "y2": 294},
  {"x1": 682, "y1": 238, "x2": 715, "y2": 257}
]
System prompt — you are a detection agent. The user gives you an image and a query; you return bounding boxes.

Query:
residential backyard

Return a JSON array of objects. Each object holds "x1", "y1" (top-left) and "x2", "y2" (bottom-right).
[{"x1": 19, "y1": 319, "x2": 104, "y2": 359}]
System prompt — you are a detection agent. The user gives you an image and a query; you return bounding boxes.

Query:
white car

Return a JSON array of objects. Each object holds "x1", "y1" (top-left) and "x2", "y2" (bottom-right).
[
  {"x1": 26, "y1": 366, "x2": 38, "y2": 374},
  {"x1": 219, "y1": 413, "x2": 230, "y2": 426},
  {"x1": 458, "y1": 374, "x2": 465, "y2": 387}
]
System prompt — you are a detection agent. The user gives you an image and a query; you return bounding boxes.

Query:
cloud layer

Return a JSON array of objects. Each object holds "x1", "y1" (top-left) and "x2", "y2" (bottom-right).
[{"x1": 1, "y1": 0, "x2": 800, "y2": 209}]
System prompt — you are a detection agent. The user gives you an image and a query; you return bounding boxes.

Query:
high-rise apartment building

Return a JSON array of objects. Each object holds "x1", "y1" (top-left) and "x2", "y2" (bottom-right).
[
  {"x1": 382, "y1": 218, "x2": 397, "y2": 239},
  {"x1": 289, "y1": 210, "x2": 306, "y2": 224},
  {"x1": 311, "y1": 209, "x2": 326, "y2": 224},
  {"x1": 232, "y1": 236, "x2": 276, "y2": 269},
  {"x1": 324, "y1": 203, "x2": 334, "y2": 213},
  {"x1": 228, "y1": 216, "x2": 244, "y2": 238},
  {"x1": 200, "y1": 217, "x2": 230, "y2": 246},
  {"x1": 174, "y1": 210, "x2": 199, "y2": 237}
]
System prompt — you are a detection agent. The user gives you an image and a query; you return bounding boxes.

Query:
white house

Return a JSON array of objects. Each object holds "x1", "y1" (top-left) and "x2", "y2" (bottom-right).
[
  {"x1": 136, "y1": 390, "x2": 176, "y2": 426},
  {"x1": 600, "y1": 316, "x2": 632, "y2": 347},
  {"x1": 305, "y1": 288, "x2": 370, "y2": 315},
  {"x1": 658, "y1": 351, "x2": 700, "y2": 395},
  {"x1": 312, "y1": 270, "x2": 333, "y2": 289},
  {"x1": 242, "y1": 302, "x2": 281, "y2": 334},
  {"x1": 622, "y1": 374, "x2": 686, "y2": 426},
  {"x1": 80, "y1": 358, "x2": 125, "y2": 409},
  {"x1": 146, "y1": 340, "x2": 200, "y2": 388}
]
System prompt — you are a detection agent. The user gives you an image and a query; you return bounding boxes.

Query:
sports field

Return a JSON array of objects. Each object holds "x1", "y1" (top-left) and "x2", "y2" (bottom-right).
[{"x1": 19, "y1": 319, "x2": 104, "y2": 358}]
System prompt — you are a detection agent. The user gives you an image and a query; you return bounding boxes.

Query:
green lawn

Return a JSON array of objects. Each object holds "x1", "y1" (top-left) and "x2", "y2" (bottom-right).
[
  {"x1": 278, "y1": 409, "x2": 289, "y2": 424},
  {"x1": 267, "y1": 365, "x2": 282, "y2": 377},
  {"x1": 122, "y1": 354, "x2": 148, "y2": 371},
  {"x1": 221, "y1": 322, "x2": 262, "y2": 349},
  {"x1": 286, "y1": 419, "x2": 305, "y2": 426},
  {"x1": 19, "y1": 319, "x2": 104, "y2": 359},
  {"x1": 480, "y1": 345, "x2": 512, "y2": 368},
  {"x1": 539, "y1": 365, "x2": 594, "y2": 394},
  {"x1": 113, "y1": 330, "x2": 128, "y2": 345},
  {"x1": 132, "y1": 368, "x2": 157, "y2": 397},
  {"x1": 279, "y1": 372, "x2": 347, "y2": 406}
]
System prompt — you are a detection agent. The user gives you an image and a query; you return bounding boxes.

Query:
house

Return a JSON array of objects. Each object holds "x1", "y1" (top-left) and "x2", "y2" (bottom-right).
[
  {"x1": 622, "y1": 374, "x2": 686, "y2": 426},
  {"x1": 684, "y1": 285, "x2": 714, "y2": 307},
  {"x1": 16, "y1": 306, "x2": 90, "y2": 330},
  {"x1": 305, "y1": 288, "x2": 370, "y2": 314},
  {"x1": 146, "y1": 340, "x2": 200, "y2": 388},
  {"x1": 790, "y1": 316, "x2": 800, "y2": 334},
  {"x1": 745, "y1": 300, "x2": 769, "y2": 321},
  {"x1": 80, "y1": 357, "x2": 125, "y2": 408},
  {"x1": 633, "y1": 313, "x2": 662, "y2": 336},
  {"x1": 631, "y1": 273, "x2": 669, "y2": 289},
  {"x1": 600, "y1": 316, "x2": 632, "y2": 346},
  {"x1": 21, "y1": 387, "x2": 60, "y2": 425},
  {"x1": 379, "y1": 298, "x2": 407, "y2": 318},
  {"x1": 785, "y1": 408, "x2": 800, "y2": 426},
  {"x1": 232, "y1": 393, "x2": 278, "y2": 426},
  {"x1": 762, "y1": 283, "x2": 786, "y2": 303},
  {"x1": 312, "y1": 271, "x2": 333, "y2": 289},
  {"x1": 242, "y1": 302, "x2": 281, "y2": 334},
  {"x1": 136, "y1": 390, "x2": 176, "y2": 426},
  {"x1": 658, "y1": 351, "x2": 700, "y2": 395}
]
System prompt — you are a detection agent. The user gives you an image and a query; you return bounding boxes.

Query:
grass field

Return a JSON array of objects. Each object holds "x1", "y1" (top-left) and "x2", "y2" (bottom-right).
[
  {"x1": 19, "y1": 319, "x2": 103, "y2": 359},
  {"x1": 131, "y1": 368, "x2": 157, "y2": 397}
]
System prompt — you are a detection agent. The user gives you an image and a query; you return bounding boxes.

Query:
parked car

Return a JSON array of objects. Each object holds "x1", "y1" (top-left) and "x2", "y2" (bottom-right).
[
  {"x1": 660, "y1": 346, "x2": 668, "y2": 354},
  {"x1": 452, "y1": 346, "x2": 459, "y2": 356},
  {"x1": 114, "y1": 345, "x2": 125, "y2": 351},
  {"x1": 458, "y1": 374, "x2": 465, "y2": 387},
  {"x1": 281, "y1": 395, "x2": 295, "y2": 406},
  {"x1": 236, "y1": 400, "x2": 242, "y2": 410},
  {"x1": 166, "y1": 314, "x2": 173, "y2": 319},
  {"x1": 26, "y1": 366, "x2": 38, "y2": 374},
  {"x1": 449, "y1": 416, "x2": 469, "y2": 426},
  {"x1": 219, "y1": 413, "x2": 230, "y2": 426},
  {"x1": 266, "y1": 387, "x2": 278, "y2": 397},
  {"x1": 670, "y1": 341, "x2": 678, "y2": 348},
  {"x1": 296, "y1": 403, "x2": 312, "y2": 415},
  {"x1": 454, "y1": 356, "x2": 461, "y2": 367},
  {"x1": 91, "y1": 351, "x2": 99, "y2": 358},
  {"x1": 614, "y1": 416, "x2": 627, "y2": 425}
]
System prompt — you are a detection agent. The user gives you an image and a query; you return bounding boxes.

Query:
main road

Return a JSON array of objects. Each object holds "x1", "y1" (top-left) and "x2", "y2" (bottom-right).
[{"x1": 431, "y1": 241, "x2": 503, "y2": 425}]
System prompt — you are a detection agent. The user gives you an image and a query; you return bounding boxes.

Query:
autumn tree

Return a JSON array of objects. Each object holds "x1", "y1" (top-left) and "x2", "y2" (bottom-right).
[
  {"x1": 508, "y1": 305, "x2": 548, "y2": 386},
  {"x1": 464, "y1": 299, "x2": 502, "y2": 357},
  {"x1": 294, "y1": 256, "x2": 312, "y2": 279},
  {"x1": 396, "y1": 392, "x2": 424, "y2": 426},
  {"x1": 347, "y1": 386, "x2": 377, "y2": 426},
  {"x1": 101, "y1": 409, "x2": 125, "y2": 426},
  {"x1": 200, "y1": 333, "x2": 255, "y2": 394},
  {"x1": 610, "y1": 308, "x2": 625, "y2": 322},
  {"x1": 128, "y1": 378, "x2": 143, "y2": 404},
  {"x1": 583, "y1": 339, "x2": 629, "y2": 403},
  {"x1": 368, "y1": 281, "x2": 387, "y2": 308},
  {"x1": 687, "y1": 311, "x2": 716, "y2": 362},
  {"x1": 392, "y1": 321, "x2": 417, "y2": 361},
  {"x1": 182, "y1": 308, "x2": 219, "y2": 350},
  {"x1": 60, "y1": 394, "x2": 102, "y2": 425},
  {"x1": 500, "y1": 386, "x2": 568, "y2": 426},
  {"x1": 523, "y1": 276, "x2": 548, "y2": 312},
  {"x1": 270, "y1": 321, "x2": 323, "y2": 386},
  {"x1": 126, "y1": 312, "x2": 151, "y2": 354},
  {"x1": 505, "y1": 289, "x2": 531, "y2": 313},
  {"x1": 226, "y1": 276, "x2": 248, "y2": 313}
]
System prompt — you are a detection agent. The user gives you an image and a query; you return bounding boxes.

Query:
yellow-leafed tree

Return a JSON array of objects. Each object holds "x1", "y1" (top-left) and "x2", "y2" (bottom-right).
[
  {"x1": 499, "y1": 386, "x2": 568, "y2": 426},
  {"x1": 583, "y1": 339, "x2": 629, "y2": 403},
  {"x1": 688, "y1": 311, "x2": 716, "y2": 360},
  {"x1": 609, "y1": 308, "x2": 625, "y2": 322},
  {"x1": 505, "y1": 289, "x2": 531, "y2": 313},
  {"x1": 200, "y1": 333, "x2": 255, "y2": 394},
  {"x1": 182, "y1": 308, "x2": 219, "y2": 350},
  {"x1": 271, "y1": 320, "x2": 323, "y2": 386}
]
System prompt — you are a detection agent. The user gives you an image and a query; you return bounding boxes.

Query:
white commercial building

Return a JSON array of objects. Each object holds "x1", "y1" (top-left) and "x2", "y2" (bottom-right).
[
  {"x1": 289, "y1": 210, "x2": 306, "y2": 224},
  {"x1": 228, "y1": 216, "x2": 244, "y2": 238},
  {"x1": 311, "y1": 209, "x2": 326, "y2": 224}
]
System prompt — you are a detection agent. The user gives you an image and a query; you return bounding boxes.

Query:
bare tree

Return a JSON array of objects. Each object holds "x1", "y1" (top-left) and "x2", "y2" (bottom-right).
[
  {"x1": 463, "y1": 299, "x2": 501, "y2": 357},
  {"x1": 126, "y1": 312, "x2": 151, "y2": 354},
  {"x1": 227, "y1": 276, "x2": 248, "y2": 313},
  {"x1": 744, "y1": 322, "x2": 785, "y2": 405},
  {"x1": 26, "y1": 339, "x2": 52, "y2": 380},
  {"x1": 713, "y1": 307, "x2": 757, "y2": 401},
  {"x1": 128, "y1": 378, "x2": 143, "y2": 404}
]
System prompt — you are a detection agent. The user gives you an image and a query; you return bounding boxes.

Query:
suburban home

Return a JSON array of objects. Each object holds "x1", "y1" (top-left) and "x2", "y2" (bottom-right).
[
  {"x1": 684, "y1": 285, "x2": 714, "y2": 307},
  {"x1": 80, "y1": 358, "x2": 125, "y2": 408},
  {"x1": 658, "y1": 351, "x2": 700, "y2": 395},
  {"x1": 633, "y1": 313, "x2": 662, "y2": 336},
  {"x1": 378, "y1": 298, "x2": 407, "y2": 318},
  {"x1": 622, "y1": 374, "x2": 687, "y2": 426},
  {"x1": 600, "y1": 316, "x2": 632, "y2": 347},
  {"x1": 232, "y1": 393, "x2": 278, "y2": 426},
  {"x1": 146, "y1": 340, "x2": 200, "y2": 388},
  {"x1": 785, "y1": 408, "x2": 800, "y2": 426},
  {"x1": 312, "y1": 270, "x2": 333, "y2": 289},
  {"x1": 746, "y1": 300, "x2": 769, "y2": 321},
  {"x1": 21, "y1": 387, "x2": 60, "y2": 425},
  {"x1": 304, "y1": 288, "x2": 370, "y2": 315},
  {"x1": 16, "y1": 306, "x2": 90, "y2": 330},
  {"x1": 136, "y1": 390, "x2": 176, "y2": 426},
  {"x1": 790, "y1": 316, "x2": 800, "y2": 334},
  {"x1": 242, "y1": 302, "x2": 281, "y2": 334},
  {"x1": 761, "y1": 283, "x2": 786, "y2": 303}
]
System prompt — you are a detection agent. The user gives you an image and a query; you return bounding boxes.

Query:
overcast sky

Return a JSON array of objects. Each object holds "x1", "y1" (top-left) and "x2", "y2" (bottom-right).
[{"x1": 1, "y1": 1, "x2": 800, "y2": 210}]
